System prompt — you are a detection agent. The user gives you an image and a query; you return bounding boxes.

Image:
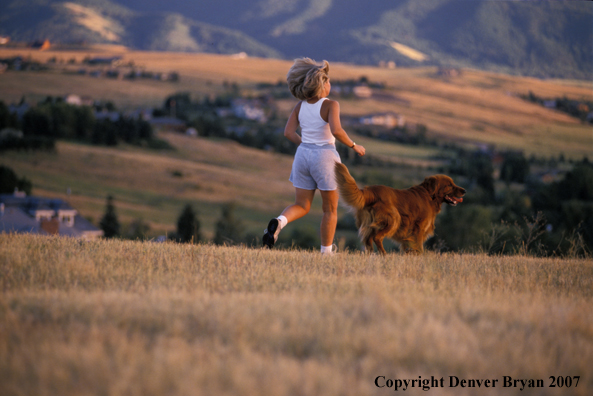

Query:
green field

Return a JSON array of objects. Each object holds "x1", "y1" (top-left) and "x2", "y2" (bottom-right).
[{"x1": 1, "y1": 234, "x2": 591, "y2": 395}]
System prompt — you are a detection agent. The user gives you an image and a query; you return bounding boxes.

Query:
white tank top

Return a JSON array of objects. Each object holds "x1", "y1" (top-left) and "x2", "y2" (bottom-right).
[{"x1": 299, "y1": 98, "x2": 335, "y2": 146}]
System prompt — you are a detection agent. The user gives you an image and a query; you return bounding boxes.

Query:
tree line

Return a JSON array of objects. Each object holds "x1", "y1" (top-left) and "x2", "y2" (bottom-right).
[
  {"x1": 99, "y1": 195, "x2": 248, "y2": 246},
  {"x1": 523, "y1": 91, "x2": 593, "y2": 124},
  {"x1": 427, "y1": 155, "x2": 592, "y2": 257},
  {"x1": 0, "y1": 99, "x2": 170, "y2": 151}
]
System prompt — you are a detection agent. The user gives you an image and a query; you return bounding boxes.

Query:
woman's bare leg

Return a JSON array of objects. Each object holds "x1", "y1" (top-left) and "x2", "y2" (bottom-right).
[
  {"x1": 320, "y1": 189, "x2": 339, "y2": 247},
  {"x1": 281, "y1": 188, "x2": 315, "y2": 223}
]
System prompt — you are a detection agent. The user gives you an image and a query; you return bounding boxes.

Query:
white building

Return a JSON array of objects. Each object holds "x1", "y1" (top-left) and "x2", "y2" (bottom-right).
[{"x1": 359, "y1": 112, "x2": 405, "y2": 128}]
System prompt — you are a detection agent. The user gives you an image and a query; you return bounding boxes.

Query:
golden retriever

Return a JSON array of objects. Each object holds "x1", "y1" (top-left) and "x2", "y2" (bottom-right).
[{"x1": 334, "y1": 162, "x2": 465, "y2": 254}]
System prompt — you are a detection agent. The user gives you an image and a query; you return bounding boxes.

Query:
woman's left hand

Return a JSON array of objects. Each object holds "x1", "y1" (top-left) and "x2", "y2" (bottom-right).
[{"x1": 353, "y1": 144, "x2": 366, "y2": 156}]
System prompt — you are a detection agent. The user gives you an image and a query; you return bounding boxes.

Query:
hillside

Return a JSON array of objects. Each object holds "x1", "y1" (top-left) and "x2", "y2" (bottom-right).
[
  {"x1": 1, "y1": 48, "x2": 592, "y2": 248},
  {"x1": 0, "y1": 133, "x2": 299, "y2": 239},
  {"x1": 1, "y1": 47, "x2": 591, "y2": 159},
  {"x1": 1, "y1": 0, "x2": 591, "y2": 79},
  {"x1": 1, "y1": 234, "x2": 592, "y2": 395},
  {"x1": 0, "y1": 128, "x2": 449, "y2": 242}
]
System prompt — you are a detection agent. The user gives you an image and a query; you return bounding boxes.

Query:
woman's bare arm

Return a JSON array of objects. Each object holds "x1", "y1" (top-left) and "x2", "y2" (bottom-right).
[
  {"x1": 284, "y1": 102, "x2": 302, "y2": 145},
  {"x1": 326, "y1": 100, "x2": 365, "y2": 156}
]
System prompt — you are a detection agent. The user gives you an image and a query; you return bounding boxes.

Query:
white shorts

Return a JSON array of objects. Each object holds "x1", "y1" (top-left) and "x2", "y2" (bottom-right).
[{"x1": 289, "y1": 143, "x2": 341, "y2": 191}]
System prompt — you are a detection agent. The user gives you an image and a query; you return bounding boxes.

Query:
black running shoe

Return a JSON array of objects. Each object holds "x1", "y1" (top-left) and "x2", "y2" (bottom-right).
[{"x1": 262, "y1": 218, "x2": 280, "y2": 249}]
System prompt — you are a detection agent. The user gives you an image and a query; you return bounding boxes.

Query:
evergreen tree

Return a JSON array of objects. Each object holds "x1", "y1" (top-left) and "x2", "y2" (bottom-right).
[
  {"x1": 214, "y1": 203, "x2": 244, "y2": 245},
  {"x1": 500, "y1": 152, "x2": 530, "y2": 184},
  {"x1": 176, "y1": 204, "x2": 201, "y2": 243},
  {"x1": 0, "y1": 101, "x2": 20, "y2": 130},
  {"x1": 22, "y1": 107, "x2": 52, "y2": 137},
  {"x1": 557, "y1": 162, "x2": 593, "y2": 201},
  {"x1": 100, "y1": 195, "x2": 120, "y2": 238},
  {"x1": 74, "y1": 105, "x2": 95, "y2": 141},
  {"x1": 472, "y1": 155, "x2": 495, "y2": 199},
  {"x1": 0, "y1": 165, "x2": 32, "y2": 195}
]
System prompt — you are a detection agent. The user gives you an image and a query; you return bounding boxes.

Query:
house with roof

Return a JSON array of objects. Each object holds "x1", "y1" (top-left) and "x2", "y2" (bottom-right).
[{"x1": 0, "y1": 191, "x2": 103, "y2": 239}]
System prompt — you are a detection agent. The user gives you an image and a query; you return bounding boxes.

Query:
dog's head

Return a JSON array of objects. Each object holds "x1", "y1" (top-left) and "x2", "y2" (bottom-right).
[{"x1": 421, "y1": 175, "x2": 466, "y2": 206}]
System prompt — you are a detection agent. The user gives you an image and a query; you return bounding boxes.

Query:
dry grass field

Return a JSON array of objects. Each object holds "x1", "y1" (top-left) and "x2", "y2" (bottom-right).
[
  {"x1": 1, "y1": 46, "x2": 591, "y2": 158},
  {"x1": 1, "y1": 233, "x2": 592, "y2": 395},
  {"x1": 1, "y1": 133, "x2": 298, "y2": 238}
]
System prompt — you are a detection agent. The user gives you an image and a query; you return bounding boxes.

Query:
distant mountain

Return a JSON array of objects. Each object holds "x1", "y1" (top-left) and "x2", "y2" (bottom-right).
[
  {"x1": 0, "y1": 0, "x2": 282, "y2": 57},
  {"x1": 1, "y1": 0, "x2": 591, "y2": 80}
]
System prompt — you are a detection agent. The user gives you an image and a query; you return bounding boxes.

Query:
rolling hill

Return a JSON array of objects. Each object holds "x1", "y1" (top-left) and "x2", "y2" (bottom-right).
[
  {"x1": 1, "y1": 0, "x2": 591, "y2": 79},
  {"x1": 1, "y1": 47, "x2": 591, "y2": 160},
  {"x1": 1, "y1": 47, "x2": 591, "y2": 241}
]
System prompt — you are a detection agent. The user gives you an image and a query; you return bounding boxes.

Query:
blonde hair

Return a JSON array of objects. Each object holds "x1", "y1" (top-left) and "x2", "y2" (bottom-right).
[{"x1": 286, "y1": 58, "x2": 330, "y2": 101}]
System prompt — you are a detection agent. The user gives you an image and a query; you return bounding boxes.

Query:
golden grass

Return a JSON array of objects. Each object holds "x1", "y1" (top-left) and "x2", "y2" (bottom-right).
[
  {"x1": 1, "y1": 47, "x2": 590, "y2": 158},
  {"x1": 0, "y1": 69, "x2": 203, "y2": 110},
  {"x1": 1, "y1": 233, "x2": 592, "y2": 395}
]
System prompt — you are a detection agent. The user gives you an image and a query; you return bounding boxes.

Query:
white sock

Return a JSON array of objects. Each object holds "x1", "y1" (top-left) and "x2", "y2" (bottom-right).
[
  {"x1": 320, "y1": 245, "x2": 333, "y2": 254},
  {"x1": 276, "y1": 215, "x2": 288, "y2": 229}
]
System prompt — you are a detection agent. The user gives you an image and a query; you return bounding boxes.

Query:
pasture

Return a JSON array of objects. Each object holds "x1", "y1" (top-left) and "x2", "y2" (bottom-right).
[
  {"x1": 1, "y1": 47, "x2": 591, "y2": 158},
  {"x1": 1, "y1": 234, "x2": 592, "y2": 395}
]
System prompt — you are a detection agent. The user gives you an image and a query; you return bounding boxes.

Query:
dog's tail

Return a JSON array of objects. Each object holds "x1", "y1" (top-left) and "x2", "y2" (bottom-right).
[{"x1": 334, "y1": 162, "x2": 368, "y2": 210}]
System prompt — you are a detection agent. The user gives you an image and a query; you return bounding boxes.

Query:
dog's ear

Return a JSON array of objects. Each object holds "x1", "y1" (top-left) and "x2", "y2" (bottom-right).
[{"x1": 422, "y1": 176, "x2": 438, "y2": 199}]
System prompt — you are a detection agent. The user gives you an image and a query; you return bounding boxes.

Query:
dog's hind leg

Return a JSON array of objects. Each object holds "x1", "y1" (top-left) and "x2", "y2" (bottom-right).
[
  {"x1": 373, "y1": 236, "x2": 387, "y2": 255},
  {"x1": 371, "y1": 208, "x2": 400, "y2": 255},
  {"x1": 373, "y1": 225, "x2": 397, "y2": 255},
  {"x1": 356, "y1": 209, "x2": 376, "y2": 254},
  {"x1": 362, "y1": 235, "x2": 373, "y2": 254},
  {"x1": 360, "y1": 226, "x2": 375, "y2": 254}
]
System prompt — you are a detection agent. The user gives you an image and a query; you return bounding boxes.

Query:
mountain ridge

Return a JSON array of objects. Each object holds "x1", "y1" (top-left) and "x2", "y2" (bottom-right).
[{"x1": 1, "y1": 0, "x2": 591, "y2": 80}]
